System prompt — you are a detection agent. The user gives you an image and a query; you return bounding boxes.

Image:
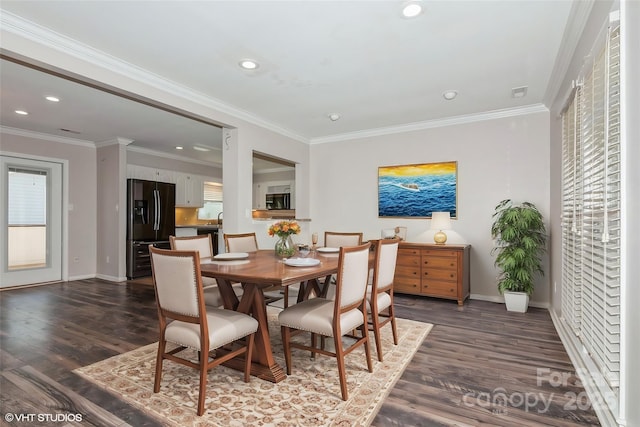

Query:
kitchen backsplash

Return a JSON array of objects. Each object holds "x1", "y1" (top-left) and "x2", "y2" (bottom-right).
[{"x1": 175, "y1": 207, "x2": 219, "y2": 226}]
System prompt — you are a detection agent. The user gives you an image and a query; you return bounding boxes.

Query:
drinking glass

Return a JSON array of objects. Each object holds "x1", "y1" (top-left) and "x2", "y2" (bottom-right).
[{"x1": 311, "y1": 232, "x2": 318, "y2": 249}]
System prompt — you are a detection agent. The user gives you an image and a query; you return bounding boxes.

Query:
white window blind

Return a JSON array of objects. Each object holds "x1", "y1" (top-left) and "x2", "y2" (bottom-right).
[
  {"x1": 561, "y1": 23, "x2": 621, "y2": 388},
  {"x1": 8, "y1": 168, "x2": 47, "y2": 226},
  {"x1": 203, "y1": 182, "x2": 223, "y2": 201}
]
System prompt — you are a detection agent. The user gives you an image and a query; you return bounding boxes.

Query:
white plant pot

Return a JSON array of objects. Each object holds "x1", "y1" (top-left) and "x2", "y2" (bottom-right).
[{"x1": 503, "y1": 291, "x2": 530, "y2": 313}]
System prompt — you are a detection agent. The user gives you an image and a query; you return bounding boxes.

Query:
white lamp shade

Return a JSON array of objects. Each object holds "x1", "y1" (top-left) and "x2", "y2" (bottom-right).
[{"x1": 430, "y1": 212, "x2": 451, "y2": 230}]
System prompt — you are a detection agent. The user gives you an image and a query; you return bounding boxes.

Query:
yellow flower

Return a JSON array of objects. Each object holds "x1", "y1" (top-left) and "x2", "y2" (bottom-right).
[{"x1": 268, "y1": 220, "x2": 301, "y2": 238}]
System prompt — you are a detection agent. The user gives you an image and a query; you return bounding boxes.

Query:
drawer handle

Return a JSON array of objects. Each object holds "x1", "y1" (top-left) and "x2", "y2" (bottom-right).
[{"x1": 450, "y1": 274, "x2": 454, "y2": 278}]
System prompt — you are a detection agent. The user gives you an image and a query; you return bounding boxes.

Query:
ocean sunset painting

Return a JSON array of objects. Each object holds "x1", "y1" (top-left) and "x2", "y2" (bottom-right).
[{"x1": 378, "y1": 161, "x2": 457, "y2": 218}]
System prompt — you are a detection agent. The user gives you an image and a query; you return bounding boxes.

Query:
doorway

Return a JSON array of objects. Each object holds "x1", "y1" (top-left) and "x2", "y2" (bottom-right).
[{"x1": 0, "y1": 155, "x2": 63, "y2": 287}]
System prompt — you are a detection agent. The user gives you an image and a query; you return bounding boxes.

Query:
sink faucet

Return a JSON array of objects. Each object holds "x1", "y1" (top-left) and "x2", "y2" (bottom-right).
[{"x1": 217, "y1": 212, "x2": 223, "y2": 227}]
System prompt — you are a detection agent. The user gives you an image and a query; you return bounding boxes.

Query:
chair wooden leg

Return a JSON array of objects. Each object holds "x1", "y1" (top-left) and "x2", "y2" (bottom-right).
[
  {"x1": 361, "y1": 323, "x2": 373, "y2": 373},
  {"x1": 197, "y1": 354, "x2": 208, "y2": 416},
  {"x1": 244, "y1": 333, "x2": 255, "y2": 382},
  {"x1": 311, "y1": 333, "x2": 317, "y2": 358},
  {"x1": 372, "y1": 312, "x2": 384, "y2": 362},
  {"x1": 389, "y1": 305, "x2": 399, "y2": 345},
  {"x1": 154, "y1": 339, "x2": 166, "y2": 393},
  {"x1": 281, "y1": 326, "x2": 292, "y2": 375},
  {"x1": 334, "y1": 334, "x2": 348, "y2": 401},
  {"x1": 283, "y1": 287, "x2": 289, "y2": 308}
]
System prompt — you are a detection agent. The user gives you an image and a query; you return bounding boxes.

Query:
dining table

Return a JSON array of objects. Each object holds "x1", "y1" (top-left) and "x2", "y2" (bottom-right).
[{"x1": 199, "y1": 248, "x2": 373, "y2": 383}]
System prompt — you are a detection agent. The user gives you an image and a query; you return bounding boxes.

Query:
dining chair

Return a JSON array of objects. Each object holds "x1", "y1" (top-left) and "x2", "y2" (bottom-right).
[
  {"x1": 324, "y1": 231, "x2": 363, "y2": 248},
  {"x1": 368, "y1": 239, "x2": 399, "y2": 362},
  {"x1": 321, "y1": 231, "x2": 364, "y2": 299},
  {"x1": 149, "y1": 246, "x2": 258, "y2": 416},
  {"x1": 279, "y1": 242, "x2": 373, "y2": 401},
  {"x1": 224, "y1": 232, "x2": 259, "y2": 253},
  {"x1": 169, "y1": 234, "x2": 222, "y2": 307}
]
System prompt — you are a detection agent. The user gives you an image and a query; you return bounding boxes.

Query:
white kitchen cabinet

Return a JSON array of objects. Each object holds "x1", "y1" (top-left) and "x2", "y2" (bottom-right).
[
  {"x1": 175, "y1": 173, "x2": 204, "y2": 207},
  {"x1": 175, "y1": 227, "x2": 198, "y2": 237},
  {"x1": 127, "y1": 165, "x2": 176, "y2": 184},
  {"x1": 253, "y1": 183, "x2": 267, "y2": 209}
]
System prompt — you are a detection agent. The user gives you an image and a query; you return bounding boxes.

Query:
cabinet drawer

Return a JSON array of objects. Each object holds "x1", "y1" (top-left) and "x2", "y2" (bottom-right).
[
  {"x1": 423, "y1": 268, "x2": 457, "y2": 281},
  {"x1": 422, "y1": 256, "x2": 457, "y2": 269},
  {"x1": 422, "y1": 281, "x2": 457, "y2": 297},
  {"x1": 398, "y1": 248, "x2": 421, "y2": 257},
  {"x1": 395, "y1": 264, "x2": 420, "y2": 277},
  {"x1": 423, "y1": 249, "x2": 458, "y2": 258},
  {"x1": 395, "y1": 279, "x2": 421, "y2": 293}
]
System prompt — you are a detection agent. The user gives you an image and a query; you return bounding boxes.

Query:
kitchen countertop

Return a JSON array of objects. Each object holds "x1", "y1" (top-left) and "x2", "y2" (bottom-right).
[{"x1": 175, "y1": 225, "x2": 219, "y2": 230}]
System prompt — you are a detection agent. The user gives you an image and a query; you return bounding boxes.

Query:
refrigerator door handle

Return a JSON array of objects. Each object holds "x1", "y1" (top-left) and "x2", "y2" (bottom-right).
[
  {"x1": 157, "y1": 190, "x2": 162, "y2": 231},
  {"x1": 153, "y1": 189, "x2": 160, "y2": 231}
]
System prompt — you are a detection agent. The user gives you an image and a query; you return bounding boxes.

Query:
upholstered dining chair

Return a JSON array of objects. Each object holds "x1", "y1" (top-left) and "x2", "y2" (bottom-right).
[
  {"x1": 169, "y1": 234, "x2": 225, "y2": 307},
  {"x1": 224, "y1": 232, "x2": 259, "y2": 253},
  {"x1": 367, "y1": 239, "x2": 399, "y2": 362},
  {"x1": 149, "y1": 246, "x2": 258, "y2": 416},
  {"x1": 279, "y1": 242, "x2": 373, "y2": 401},
  {"x1": 324, "y1": 231, "x2": 363, "y2": 248},
  {"x1": 321, "y1": 231, "x2": 364, "y2": 299}
]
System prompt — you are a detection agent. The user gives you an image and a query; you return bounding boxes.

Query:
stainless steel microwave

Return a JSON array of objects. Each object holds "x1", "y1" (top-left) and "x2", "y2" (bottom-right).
[{"x1": 266, "y1": 193, "x2": 290, "y2": 210}]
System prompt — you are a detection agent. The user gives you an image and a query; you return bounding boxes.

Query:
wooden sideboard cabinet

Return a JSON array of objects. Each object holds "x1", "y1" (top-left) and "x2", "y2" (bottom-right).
[{"x1": 394, "y1": 242, "x2": 471, "y2": 306}]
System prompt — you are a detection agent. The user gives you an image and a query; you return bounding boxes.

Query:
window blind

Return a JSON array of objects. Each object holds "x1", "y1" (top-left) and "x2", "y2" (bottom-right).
[
  {"x1": 560, "y1": 24, "x2": 621, "y2": 388},
  {"x1": 8, "y1": 168, "x2": 47, "y2": 226},
  {"x1": 203, "y1": 182, "x2": 223, "y2": 201}
]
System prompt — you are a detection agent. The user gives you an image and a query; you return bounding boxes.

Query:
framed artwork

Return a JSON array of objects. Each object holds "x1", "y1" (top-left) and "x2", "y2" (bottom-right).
[{"x1": 378, "y1": 161, "x2": 457, "y2": 218}]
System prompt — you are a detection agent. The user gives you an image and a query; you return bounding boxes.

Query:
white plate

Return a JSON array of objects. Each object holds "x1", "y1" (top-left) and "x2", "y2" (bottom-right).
[
  {"x1": 317, "y1": 247, "x2": 339, "y2": 253},
  {"x1": 213, "y1": 252, "x2": 249, "y2": 260},
  {"x1": 284, "y1": 258, "x2": 321, "y2": 267}
]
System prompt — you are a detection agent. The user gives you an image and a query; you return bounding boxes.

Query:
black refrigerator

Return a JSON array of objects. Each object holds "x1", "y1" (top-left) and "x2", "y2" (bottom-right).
[{"x1": 126, "y1": 179, "x2": 175, "y2": 278}]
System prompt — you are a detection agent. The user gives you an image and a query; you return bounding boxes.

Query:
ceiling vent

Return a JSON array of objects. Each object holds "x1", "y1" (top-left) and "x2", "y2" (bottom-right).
[{"x1": 511, "y1": 86, "x2": 528, "y2": 98}]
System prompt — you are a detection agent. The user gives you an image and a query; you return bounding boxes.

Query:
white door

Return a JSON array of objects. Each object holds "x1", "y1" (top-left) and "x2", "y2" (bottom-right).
[{"x1": 0, "y1": 156, "x2": 63, "y2": 287}]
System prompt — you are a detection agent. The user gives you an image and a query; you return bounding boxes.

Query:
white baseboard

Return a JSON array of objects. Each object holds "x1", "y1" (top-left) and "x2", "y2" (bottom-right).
[
  {"x1": 67, "y1": 274, "x2": 96, "y2": 281},
  {"x1": 470, "y1": 293, "x2": 550, "y2": 309},
  {"x1": 549, "y1": 310, "x2": 620, "y2": 427},
  {"x1": 95, "y1": 274, "x2": 128, "y2": 283}
]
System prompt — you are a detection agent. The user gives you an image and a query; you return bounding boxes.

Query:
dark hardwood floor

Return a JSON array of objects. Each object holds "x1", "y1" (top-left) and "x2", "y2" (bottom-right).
[{"x1": 0, "y1": 279, "x2": 599, "y2": 426}]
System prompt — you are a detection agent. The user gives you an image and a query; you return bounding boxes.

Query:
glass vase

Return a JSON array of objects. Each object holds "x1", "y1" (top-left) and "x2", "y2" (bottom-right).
[{"x1": 275, "y1": 235, "x2": 295, "y2": 258}]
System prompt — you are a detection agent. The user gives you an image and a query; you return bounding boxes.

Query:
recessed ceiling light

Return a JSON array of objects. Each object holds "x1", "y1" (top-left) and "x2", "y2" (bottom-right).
[
  {"x1": 193, "y1": 145, "x2": 211, "y2": 152},
  {"x1": 45, "y1": 96, "x2": 60, "y2": 102},
  {"x1": 175, "y1": 146, "x2": 183, "y2": 150},
  {"x1": 15, "y1": 110, "x2": 28, "y2": 115},
  {"x1": 239, "y1": 59, "x2": 259, "y2": 70},
  {"x1": 443, "y1": 90, "x2": 458, "y2": 101},
  {"x1": 402, "y1": 1, "x2": 423, "y2": 18},
  {"x1": 328, "y1": 113, "x2": 340, "y2": 121}
]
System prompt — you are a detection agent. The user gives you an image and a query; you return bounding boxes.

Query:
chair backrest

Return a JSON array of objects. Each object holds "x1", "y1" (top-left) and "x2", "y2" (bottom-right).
[
  {"x1": 169, "y1": 234, "x2": 214, "y2": 259},
  {"x1": 335, "y1": 242, "x2": 371, "y2": 310},
  {"x1": 372, "y1": 239, "x2": 399, "y2": 294},
  {"x1": 324, "y1": 232, "x2": 363, "y2": 248},
  {"x1": 224, "y1": 232, "x2": 259, "y2": 253},
  {"x1": 149, "y1": 246, "x2": 205, "y2": 321}
]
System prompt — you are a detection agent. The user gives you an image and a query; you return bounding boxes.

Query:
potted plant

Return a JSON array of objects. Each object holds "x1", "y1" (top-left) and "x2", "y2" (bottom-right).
[{"x1": 490, "y1": 199, "x2": 546, "y2": 312}]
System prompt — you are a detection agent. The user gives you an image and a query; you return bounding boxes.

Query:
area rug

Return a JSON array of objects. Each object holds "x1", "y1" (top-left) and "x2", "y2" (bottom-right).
[{"x1": 74, "y1": 307, "x2": 432, "y2": 426}]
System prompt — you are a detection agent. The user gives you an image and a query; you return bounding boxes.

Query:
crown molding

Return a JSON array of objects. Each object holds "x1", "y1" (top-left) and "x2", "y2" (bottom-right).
[
  {"x1": 544, "y1": 0, "x2": 596, "y2": 107},
  {"x1": 126, "y1": 145, "x2": 222, "y2": 168},
  {"x1": 1, "y1": 11, "x2": 308, "y2": 144},
  {"x1": 0, "y1": 125, "x2": 96, "y2": 147},
  {"x1": 94, "y1": 137, "x2": 134, "y2": 148},
  {"x1": 309, "y1": 104, "x2": 549, "y2": 144}
]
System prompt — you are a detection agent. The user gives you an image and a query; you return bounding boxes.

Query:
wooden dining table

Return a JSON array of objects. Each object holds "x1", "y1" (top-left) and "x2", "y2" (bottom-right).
[{"x1": 199, "y1": 248, "x2": 371, "y2": 383}]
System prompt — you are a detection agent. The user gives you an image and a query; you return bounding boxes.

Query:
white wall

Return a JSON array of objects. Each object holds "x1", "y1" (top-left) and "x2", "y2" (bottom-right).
[
  {"x1": 0, "y1": 131, "x2": 97, "y2": 280},
  {"x1": 310, "y1": 110, "x2": 551, "y2": 304}
]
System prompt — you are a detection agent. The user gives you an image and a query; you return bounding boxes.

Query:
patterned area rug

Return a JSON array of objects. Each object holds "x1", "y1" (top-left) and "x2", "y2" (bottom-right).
[{"x1": 74, "y1": 307, "x2": 432, "y2": 426}]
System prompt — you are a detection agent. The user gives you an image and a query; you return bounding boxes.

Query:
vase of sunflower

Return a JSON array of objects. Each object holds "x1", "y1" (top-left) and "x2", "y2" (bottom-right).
[{"x1": 268, "y1": 220, "x2": 300, "y2": 258}]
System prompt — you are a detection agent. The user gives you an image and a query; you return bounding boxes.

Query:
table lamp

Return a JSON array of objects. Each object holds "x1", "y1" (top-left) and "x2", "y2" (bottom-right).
[{"x1": 430, "y1": 212, "x2": 451, "y2": 244}]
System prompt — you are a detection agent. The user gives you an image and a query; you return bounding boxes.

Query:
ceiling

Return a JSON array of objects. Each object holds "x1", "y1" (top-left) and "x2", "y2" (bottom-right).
[{"x1": 0, "y1": 1, "x2": 575, "y2": 167}]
